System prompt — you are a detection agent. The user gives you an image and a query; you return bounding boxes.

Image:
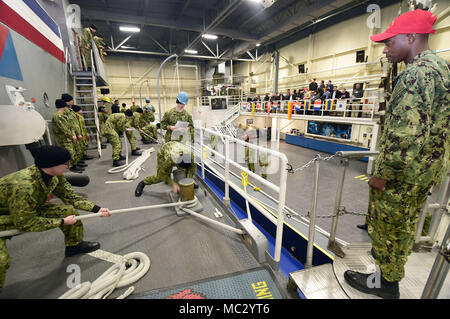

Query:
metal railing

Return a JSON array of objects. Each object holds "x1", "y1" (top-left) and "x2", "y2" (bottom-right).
[
  {"x1": 196, "y1": 126, "x2": 289, "y2": 266},
  {"x1": 241, "y1": 96, "x2": 380, "y2": 120}
]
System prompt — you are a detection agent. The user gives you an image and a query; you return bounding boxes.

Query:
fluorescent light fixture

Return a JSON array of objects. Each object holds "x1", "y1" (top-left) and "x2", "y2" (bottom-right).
[
  {"x1": 202, "y1": 34, "x2": 218, "y2": 40},
  {"x1": 120, "y1": 26, "x2": 140, "y2": 33},
  {"x1": 184, "y1": 49, "x2": 198, "y2": 54},
  {"x1": 256, "y1": 43, "x2": 261, "y2": 47},
  {"x1": 121, "y1": 46, "x2": 136, "y2": 49}
]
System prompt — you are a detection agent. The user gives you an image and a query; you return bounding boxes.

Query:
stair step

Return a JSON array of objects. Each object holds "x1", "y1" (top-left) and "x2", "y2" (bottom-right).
[
  {"x1": 76, "y1": 83, "x2": 93, "y2": 86},
  {"x1": 76, "y1": 90, "x2": 93, "y2": 93},
  {"x1": 82, "y1": 110, "x2": 95, "y2": 113}
]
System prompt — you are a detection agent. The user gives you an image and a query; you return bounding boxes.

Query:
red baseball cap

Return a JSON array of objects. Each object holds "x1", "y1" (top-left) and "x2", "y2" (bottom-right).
[{"x1": 370, "y1": 9, "x2": 437, "y2": 42}]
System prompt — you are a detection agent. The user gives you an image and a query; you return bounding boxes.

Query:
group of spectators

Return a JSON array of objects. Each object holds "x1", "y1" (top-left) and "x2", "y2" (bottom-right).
[
  {"x1": 248, "y1": 79, "x2": 364, "y2": 103},
  {"x1": 246, "y1": 79, "x2": 367, "y2": 117}
]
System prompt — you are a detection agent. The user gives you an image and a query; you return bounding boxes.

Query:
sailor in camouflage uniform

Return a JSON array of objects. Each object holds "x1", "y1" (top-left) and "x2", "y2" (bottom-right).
[
  {"x1": 134, "y1": 141, "x2": 197, "y2": 197},
  {"x1": 0, "y1": 146, "x2": 111, "y2": 291},
  {"x1": 80, "y1": 24, "x2": 97, "y2": 70},
  {"x1": 160, "y1": 92, "x2": 194, "y2": 143},
  {"x1": 98, "y1": 106, "x2": 109, "y2": 149},
  {"x1": 103, "y1": 110, "x2": 141, "y2": 167},
  {"x1": 344, "y1": 10, "x2": 450, "y2": 299},
  {"x1": 62, "y1": 94, "x2": 93, "y2": 164},
  {"x1": 52, "y1": 99, "x2": 84, "y2": 173}
]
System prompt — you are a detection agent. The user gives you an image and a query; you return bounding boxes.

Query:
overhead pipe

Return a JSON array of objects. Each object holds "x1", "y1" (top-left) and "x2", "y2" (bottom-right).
[{"x1": 156, "y1": 54, "x2": 178, "y2": 137}]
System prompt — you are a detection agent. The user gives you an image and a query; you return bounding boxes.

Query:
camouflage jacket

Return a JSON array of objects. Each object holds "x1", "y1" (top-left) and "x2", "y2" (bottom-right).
[
  {"x1": 160, "y1": 107, "x2": 194, "y2": 142},
  {"x1": 0, "y1": 165, "x2": 96, "y2": 232},
  {"x1": 374, "y1": 50, "x2": 450, "y2": 187},
  {"x1": 75, "y1": 112, "x2": 88, "y2": 142},
  {"x1": 143, "y1": 109, "x2": 155, "y2": 123},
  {"x1": 128, "y1": 113, "x2": 141, "y2": 129},
  {"x1": 52, "y1": 109, "x2": 75, "y2": 143},
  {"x1": 157, "y1": 141, "x2": 197, "y2": 186},
  {"x1": 104, "y1": 113, "x2": 131, "y2": 135},
  {"x1": 66, "y1": 108, "x2": 82, "y2": 136},
  {"x1": 80, "y1": 27, "x2": 94, "y2": 49}
]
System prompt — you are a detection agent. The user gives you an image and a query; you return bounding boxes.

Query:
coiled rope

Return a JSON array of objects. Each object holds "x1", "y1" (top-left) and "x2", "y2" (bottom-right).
[{"x1": 58, "y1": 251, "x2": 150, "y2": 299}]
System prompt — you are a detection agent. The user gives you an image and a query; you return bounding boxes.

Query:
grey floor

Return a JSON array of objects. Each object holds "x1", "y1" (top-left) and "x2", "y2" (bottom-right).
[{"x1": 0, "y1": 134, "x2": 290, "y2": 299}]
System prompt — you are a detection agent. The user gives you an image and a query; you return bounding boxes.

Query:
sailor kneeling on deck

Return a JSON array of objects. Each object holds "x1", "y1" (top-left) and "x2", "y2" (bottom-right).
[
  {"x1": 135, "y1": 141, "x2": 197, "y2": 197},
  {"x1": 0, "y1": 146, "x2": 112, "y2": 292}
]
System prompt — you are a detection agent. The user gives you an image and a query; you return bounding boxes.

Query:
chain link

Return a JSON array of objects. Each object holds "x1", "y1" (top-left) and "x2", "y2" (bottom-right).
[
  {"x1": 287, "y1": 154, "x2": 337, "y2": 174},
  {"x1": 285, "y1": 206, "x2": 367, "y2": 220}
]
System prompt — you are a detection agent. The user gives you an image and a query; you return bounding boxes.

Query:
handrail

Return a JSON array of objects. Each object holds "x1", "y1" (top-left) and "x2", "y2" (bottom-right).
[
  {"x1": 197, "y1": 126, "x2": 289, "y2": 265},
  {"x1": 327, "y1": 150, "x2": 379, "y2": 258}
]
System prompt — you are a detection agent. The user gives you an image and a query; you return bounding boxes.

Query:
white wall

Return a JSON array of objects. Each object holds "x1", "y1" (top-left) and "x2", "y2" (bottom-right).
[
  {"x1": 101, "y1": 55, "x2": 201, "y2": 114},
  {"x1": 234, "y1": 1, "x2": 450, "y2": 96}
]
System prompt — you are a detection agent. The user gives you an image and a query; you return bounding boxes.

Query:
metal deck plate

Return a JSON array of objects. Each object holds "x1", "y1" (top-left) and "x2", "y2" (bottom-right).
[
  {"x1": 289, "y1": 264, "x2": 348, "y2": 299},
  {"x1": 334, "y1": 243, "x2": 446, "y2": 299}
]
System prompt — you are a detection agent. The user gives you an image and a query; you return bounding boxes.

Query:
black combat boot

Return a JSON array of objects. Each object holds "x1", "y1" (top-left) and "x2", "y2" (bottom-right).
[
  {"x1": 142, "y1": 139, "x2": 151, "y2": 144},
  {"x1": 101, "y1": 144, "x2": 107, "y2": 149},
  {"x1": 132, "y1": 149, "x2": 143, "y2": 156},
  {"x1": 119, "y1": 154, "x2": 126, "y2": 161},
  {"x1": 357, "y1": 224, "x2": 368, "y2": 231},
  {"x1": 344, "y1": 270, "x2": 400, "y2": 299},
  {"x1": 65, "y1": 241, "x2": 100, "y2": 257},
  {"x1": 77, "y1": 162, "x2": 88, "y2": 168},
  {"x1": 135, "y1": 181, "x2": 146, "y2": 197},
  {"x1": 113, "y1": 159, "x2": 125, "y2": 167},
  {"x1": 69, "y1": 166, "x2": 83, "y2": 173},
  {"x1": 83, "y1": 155, "x2": 94, "y2": 160}
]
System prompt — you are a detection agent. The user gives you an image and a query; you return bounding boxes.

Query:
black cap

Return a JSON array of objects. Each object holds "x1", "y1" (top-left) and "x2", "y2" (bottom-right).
[
  {"x1": 55, "y1": 99, "x2": 66, "y2": 109},
  {"x1": 90, "y1": 24, "x2": 97, "y2": 30},
  {"x1": 125, "y1": 109, "x2": 133, "y2": 117},
  {"x1": 61, "y1": 93, "x2": 73, "y2": 102},
  {"x1": 122, "y1": 103, "x2": 126, "y2": 107},
  {"x1": 72, "y1": 105, "x2": 82, "y2": 112},
  {"x1": 33, "y1": 145, "x2": 71, "y2": 168},
  {"x1": 136, "y1": 107, "x2": 143, "y2": 114}
]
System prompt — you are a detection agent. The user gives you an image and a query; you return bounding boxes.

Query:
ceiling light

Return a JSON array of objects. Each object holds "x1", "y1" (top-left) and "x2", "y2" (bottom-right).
[
  {"x1": 121, "y1": 46, "x2": 136, "y2": 49},
  {"x1": 119, "y1": 26, "x2": 140, "y2": 33},
  {"x1": 184, "y1": 49, "x2": 198, "y2": 54},
  {"x1": 202, "y1": 34, "x2": 218, "y2": 40},
  {"x1": 256, "y1": 43, "x2": 261, "y2": 47}
]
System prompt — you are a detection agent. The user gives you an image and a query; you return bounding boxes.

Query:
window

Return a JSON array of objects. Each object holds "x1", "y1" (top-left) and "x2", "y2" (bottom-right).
[{"x1": 356, "y1": 50, "x2": 366, "y2": 63}]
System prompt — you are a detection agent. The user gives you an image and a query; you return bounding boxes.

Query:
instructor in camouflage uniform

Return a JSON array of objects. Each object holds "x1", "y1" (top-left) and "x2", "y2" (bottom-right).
[
  {"x1": 134, "y1": 141, "x2": 197, "y2": 197},
  {"x1": 344, "y1": 9, "x2": 449, "y2": 299},
  {"x1": 0, "y1": 146, "x2": 111, "y2": 291},
  {"x1": 160, "y1": 91, "x2": 194, "y2": 143}
]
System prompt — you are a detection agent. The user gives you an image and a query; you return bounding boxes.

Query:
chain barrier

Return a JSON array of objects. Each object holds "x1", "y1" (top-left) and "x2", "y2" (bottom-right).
[
  {"x1": 286, "y1": 154, "x2": 337, "y2": 174},
  {"x1": 285, "y1": 206, "x2": 367, "y2": 221}
]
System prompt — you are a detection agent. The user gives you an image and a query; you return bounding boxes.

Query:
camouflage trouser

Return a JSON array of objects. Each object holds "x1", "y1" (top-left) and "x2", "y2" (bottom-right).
[
  {"x1": 0, "y1": 203, "x2": 83, "y2": 291},
  {"x1": 247, "y1": 162, "x2": 255, "y2": 173},
  {"x1": 143, "y1": 165, "x2": 196, "y2": 186},
  {"x1": 126, "y1": 130, "x2": 137, "y2": 151},
  {"x1": 259, "y1": 163, "x2": 268, "y2": 179},
  {"x1": 142, "y1": 124, "x2": 157, "y2": 141},
  {"x1": 59, "y1": 140, "x2": 78, "y2": 167},
  {"x1": 367, "y1": 182, "x2": 429, "y2": 282},
  {"x1": 104, "y1": 131, "x2": 122, "y2": 160},
  {"x1": 81, "y1": 47, "x2": 92, "y2": 70}
]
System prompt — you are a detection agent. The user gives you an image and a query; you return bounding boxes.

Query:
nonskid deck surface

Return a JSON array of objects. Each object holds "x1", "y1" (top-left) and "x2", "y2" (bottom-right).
[{"x1": 0, "y1": 136, "x2": 289, "y2": 299}]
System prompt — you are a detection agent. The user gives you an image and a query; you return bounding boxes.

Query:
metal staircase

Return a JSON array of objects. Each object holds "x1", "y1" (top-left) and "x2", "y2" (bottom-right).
[{"x1": 72, "y1": 70, "x2": 101, "y2": 157}]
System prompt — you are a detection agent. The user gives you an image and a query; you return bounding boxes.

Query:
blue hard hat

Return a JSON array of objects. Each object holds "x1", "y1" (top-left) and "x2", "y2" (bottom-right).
[
  {"x1": 177, "y1": 91, "x2": 189, "y2": 105},
  {"x1": 145, "y1": 97, "x2": 150, "y2": 102}
]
